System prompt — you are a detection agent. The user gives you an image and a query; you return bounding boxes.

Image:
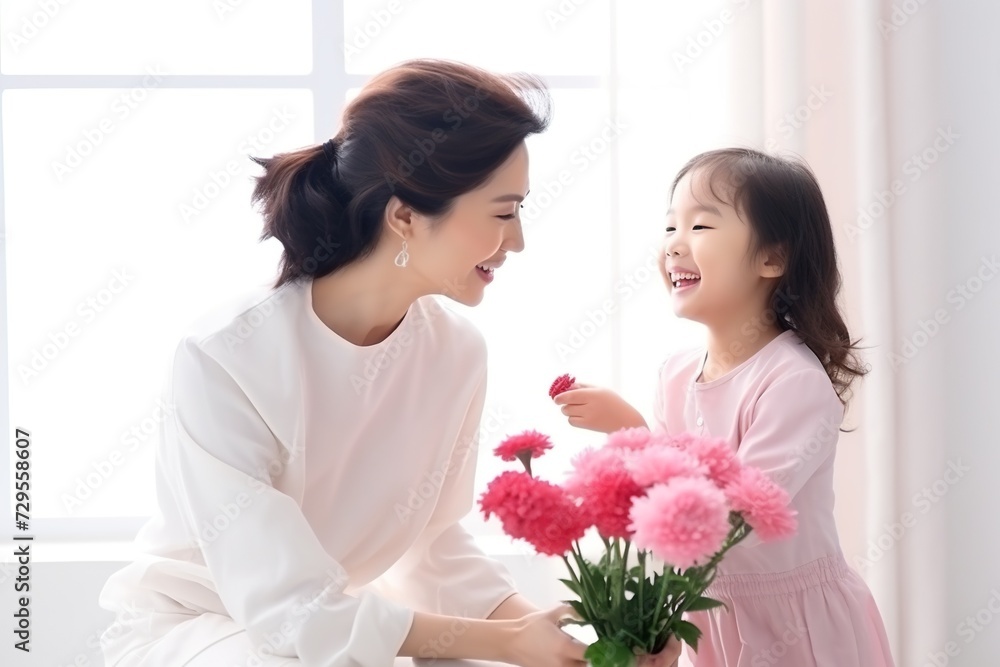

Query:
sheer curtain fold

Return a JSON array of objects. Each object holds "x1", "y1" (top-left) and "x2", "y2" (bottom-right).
[{"x1": 609, "y1": 1, "x2": 955, "y2": 662}]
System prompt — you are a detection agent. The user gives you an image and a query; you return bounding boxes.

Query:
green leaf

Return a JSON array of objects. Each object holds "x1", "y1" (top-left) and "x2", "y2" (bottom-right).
[
  {"x1": 671, "y1": 620, "x2": 703, "y2": 651},
  {"x1": 585, "y1": 637, "x2": 635, "y2": 667},
  {"x1": 559, "y1": 577, "x2": 583, "y2": 597},
  {"x1": 685, "y1": 595, "x2": 728, "y2": 612},
  {"x1": 567, "y1": 599, "x2": 590, "y2": 622}
]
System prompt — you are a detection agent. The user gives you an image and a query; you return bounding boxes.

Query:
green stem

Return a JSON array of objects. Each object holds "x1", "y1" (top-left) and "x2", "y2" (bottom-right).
[
  {"x1": 648, "y1": 564, "x2": 671, "y2": 640},
  {"x1": 561, "y1": 553, "x2": 599, "y2": 622},
  {"x1": 638, "y1": 550, "x2": 647, "y2": 650},
  {"x1": 570, "y1": 542, "x2": 609, "y2": 637}
]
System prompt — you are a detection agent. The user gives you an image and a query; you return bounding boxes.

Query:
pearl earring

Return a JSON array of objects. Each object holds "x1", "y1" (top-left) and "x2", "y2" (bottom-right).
[{"x1": 394, "y1": 240, "x2": 409, "y2": 268}]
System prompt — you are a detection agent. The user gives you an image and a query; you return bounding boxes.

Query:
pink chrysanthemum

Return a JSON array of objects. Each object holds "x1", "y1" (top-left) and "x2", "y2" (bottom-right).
[
  {"x1": 670, "y1": 432, "x2": 743, "y2": 489},
  {"x1": 625, "y1": 444, "x2": 706, "y2": 488},
  {"x1": 549, "y1": 374, "x2": 576, "y2": 398},
  {"x1": 629, "y1": 477, "x2": 730, "y2": 570},
  {"x1": 480, "y1": 470, "x2": 586, "y2": 556},
  {"x1": 725, "y1": 467, "x2": 798, "y2": 541},
  {"x1": 564, "y1": 447, "x2": 644, "y2": 540},
  {"x1": 606, "y1": 427, "x2": 662, "y2": 452},
  {"x1": 494, "y1": 430, "x2": 553, "y2": 462}
]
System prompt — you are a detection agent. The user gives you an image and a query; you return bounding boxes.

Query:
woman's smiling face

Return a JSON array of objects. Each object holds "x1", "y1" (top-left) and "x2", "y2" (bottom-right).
[{"x1": 402, "y1": 142, "x2": 530, "y2": 307}]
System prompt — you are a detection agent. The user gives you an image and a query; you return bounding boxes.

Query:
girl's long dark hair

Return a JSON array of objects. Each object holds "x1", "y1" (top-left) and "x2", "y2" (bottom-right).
[{"x1": 671, "y1": 148, "x2": 869, "y2": 405}]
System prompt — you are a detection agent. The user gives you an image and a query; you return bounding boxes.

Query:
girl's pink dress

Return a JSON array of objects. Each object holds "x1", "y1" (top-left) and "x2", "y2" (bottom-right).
[{"x1": 653, "y1": 330, "x2": 894, "y2": 667}]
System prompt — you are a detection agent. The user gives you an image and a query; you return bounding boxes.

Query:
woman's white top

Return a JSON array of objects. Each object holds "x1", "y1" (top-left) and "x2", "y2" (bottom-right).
[{"x1": 98, "y1": 277, "x2": 517, "y2": 666}]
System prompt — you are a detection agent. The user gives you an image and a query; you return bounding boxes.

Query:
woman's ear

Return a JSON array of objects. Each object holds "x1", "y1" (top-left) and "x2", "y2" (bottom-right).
[{"x1": 383, "y1": 195, "x2": 414, "y2": 241}]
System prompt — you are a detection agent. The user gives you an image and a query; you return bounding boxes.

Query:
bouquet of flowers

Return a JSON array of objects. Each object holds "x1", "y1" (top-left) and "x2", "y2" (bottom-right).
[{"x1": 478, "y1": 375, "x2": 797, "y2": 667}]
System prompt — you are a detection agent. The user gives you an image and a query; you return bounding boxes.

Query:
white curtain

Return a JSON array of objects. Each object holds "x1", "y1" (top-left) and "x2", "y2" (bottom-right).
[{"x1": 611, "y1": 1, "x2": 999, "y2": 663}]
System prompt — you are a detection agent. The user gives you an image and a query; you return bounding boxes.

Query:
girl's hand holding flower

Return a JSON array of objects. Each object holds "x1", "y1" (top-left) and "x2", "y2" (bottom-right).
[{"x1": 553, "y1": 382, "x2": 647, "y2": 433}]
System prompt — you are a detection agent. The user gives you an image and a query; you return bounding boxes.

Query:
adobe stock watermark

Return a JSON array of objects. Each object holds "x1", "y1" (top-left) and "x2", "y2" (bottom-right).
[
  {"x1": 878, "y1": 0, "x2": 932, "y2": 39},
  {"x1": 672, "y1": 0, "x2": 756, "y2": 74},
  {"x1": 846, "y1": 126, "x2": 959, "y2": 243},
  {"x1": 234, "y1": 566, "x2": 354, "y2": 667},
  {"x1": 6, "y1": 0, "x2": 73, "y2": 54},
  {"x1": 51, "y1": 65, "x2": 167, "y2": 183},
  {"x1": 344, "y1": 0, "x2": 410, "y2": 63},
  {"x1": 222, "y1": 283, "x2": 293, "y2": 352},
  {"x1": 854, "y1": 458, "x2": 970, "y2": 573},
  {"x1": 17, "y1": 268, "x2": 136, "y2": 386},
  {"x1": 748, "y1": 620, "x2": 809, "y2": 666},
  {"x1": 61, "y1": 399, "x2": 176, "y2": 513},
  {"x1": 521, "y1": 117, "x2": 628, "y2": 229},
  {"x1": 419, "y1": 615, "x2": 471, "y2": 662},
  {"x1": 543, "y1": 0, "x2": 595, "y2": 30},
  {"x1": 762, "y1": 85, "x2": 833, "y2": 153},
  {"x1": 178, "y1": 106, "x2": 296, "y2": 224},
  {"x1": 348, "y1": 288, "x2": 464, "y2": 394},
  {"x1": 384, "y1": 87, "x2": 490, "y2": 192},
  {"x1": 555, "y1": 243, "x2": 660, "y2": 361},
  {"x1": 394, "y1": 403, "x2": 511, "y2": 522},
  {"x1": 195, "y1": 440, "x2": 306, "y2": 547},
  {"x1": 92, "y1": 600, "x2": 145, "y2": 664},
  {"x1": 921, "y1": 588, "x2": 1000, "y2": 667},
  {"x1": 680, "y1": 288, "x2": 800, "y2": 384},
  {"x1": 770, "y1": 414, "x2": 839, "y2": 489},
  {"x1": 213, "y1": 0, "x2": 250, "y2": 20},
  {"x1": 887, "y1": 254, "x2": 998, "y2": 370}
]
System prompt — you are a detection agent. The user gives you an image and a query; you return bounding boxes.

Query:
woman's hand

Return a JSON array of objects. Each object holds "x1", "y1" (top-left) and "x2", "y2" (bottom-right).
[
  {"x1": 502, "y1": 604, "x2": 589, "y2": 667},
  {"x1": 553, "y1": 383, "x2": 647, "y2": 433},
  {"x1": 636, "y1": 636, "x2": 683, "y2": 667}
]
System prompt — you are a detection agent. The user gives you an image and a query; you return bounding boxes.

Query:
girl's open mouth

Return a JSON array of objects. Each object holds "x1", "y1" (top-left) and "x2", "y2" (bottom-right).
[{"x1": 670, "y1": 271, "x2": 701, "y2": 292}]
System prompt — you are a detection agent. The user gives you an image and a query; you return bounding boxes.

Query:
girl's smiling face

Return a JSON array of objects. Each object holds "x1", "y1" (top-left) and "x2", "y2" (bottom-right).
[{"x1": 658, "y1": 169, "x2": 783, "y2": 327}]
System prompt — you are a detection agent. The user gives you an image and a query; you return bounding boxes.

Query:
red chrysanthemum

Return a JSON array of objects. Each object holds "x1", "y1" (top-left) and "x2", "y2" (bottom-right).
[
  {"x1": 480, "y1": 470, "x2": 586, "y2": 556},
  {"x1": 564, "y1": 446, "x2": 645, "y2": 540},
  {"x1": 549, "y1": 373, "x2": 576, "y2": 398},
  {"x1": 494, "y1": 430, "x2": 553, "y2": 462}
]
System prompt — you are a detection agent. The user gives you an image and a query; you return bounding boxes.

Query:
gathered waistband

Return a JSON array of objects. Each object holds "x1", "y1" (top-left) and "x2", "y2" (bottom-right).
[{"x1": 704, "y1": 555, "x2": 853, "y2": 599}]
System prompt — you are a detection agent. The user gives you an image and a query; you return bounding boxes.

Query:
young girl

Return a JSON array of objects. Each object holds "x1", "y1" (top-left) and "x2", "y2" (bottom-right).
[{"x1": 553, "y1": 148, "x2": 895, "y2": 666}]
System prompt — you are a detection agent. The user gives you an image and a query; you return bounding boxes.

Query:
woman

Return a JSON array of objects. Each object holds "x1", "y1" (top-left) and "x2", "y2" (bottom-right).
[{"x1": 98, "y1": 58, "x2": 680, "y2": 667}]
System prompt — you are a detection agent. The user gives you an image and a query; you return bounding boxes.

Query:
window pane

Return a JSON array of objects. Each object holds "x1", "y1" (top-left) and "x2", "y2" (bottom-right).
[
  {"x1": 0, "y1": 0, "x2": 312, "y2": 75},
  {"x1": 344, "y1": 0, "x2": 610, "y2": 75},
  {"x1": 4, "y1": 88, "x2": 315, "y2": 518}
]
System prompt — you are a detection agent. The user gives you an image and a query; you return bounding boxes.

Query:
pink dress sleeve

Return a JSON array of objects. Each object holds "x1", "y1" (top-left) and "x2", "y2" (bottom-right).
[
  {"x1": 736, "y1": 369, "x2": 845, "y2": 496},
  {"x1": 371, "y1": 368, "x2": 518, "y2": 619},
  {"x1": 733, "y1": 369, "x2": 844, "y2": 548}
]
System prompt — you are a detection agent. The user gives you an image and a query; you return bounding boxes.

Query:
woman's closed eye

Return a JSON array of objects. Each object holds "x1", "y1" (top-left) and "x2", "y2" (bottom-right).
[{"x1": 497, "y1": 204, "x2": 524, "y2": 220}]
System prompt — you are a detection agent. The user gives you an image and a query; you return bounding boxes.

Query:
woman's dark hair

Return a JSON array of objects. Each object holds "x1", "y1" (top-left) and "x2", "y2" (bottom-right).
[
  {"x1": 670, "y1": 147, "x2": 869, "y2": 406},
  {"x1": 250, "y1": 59, "x2": 551, "y2": 289}
]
